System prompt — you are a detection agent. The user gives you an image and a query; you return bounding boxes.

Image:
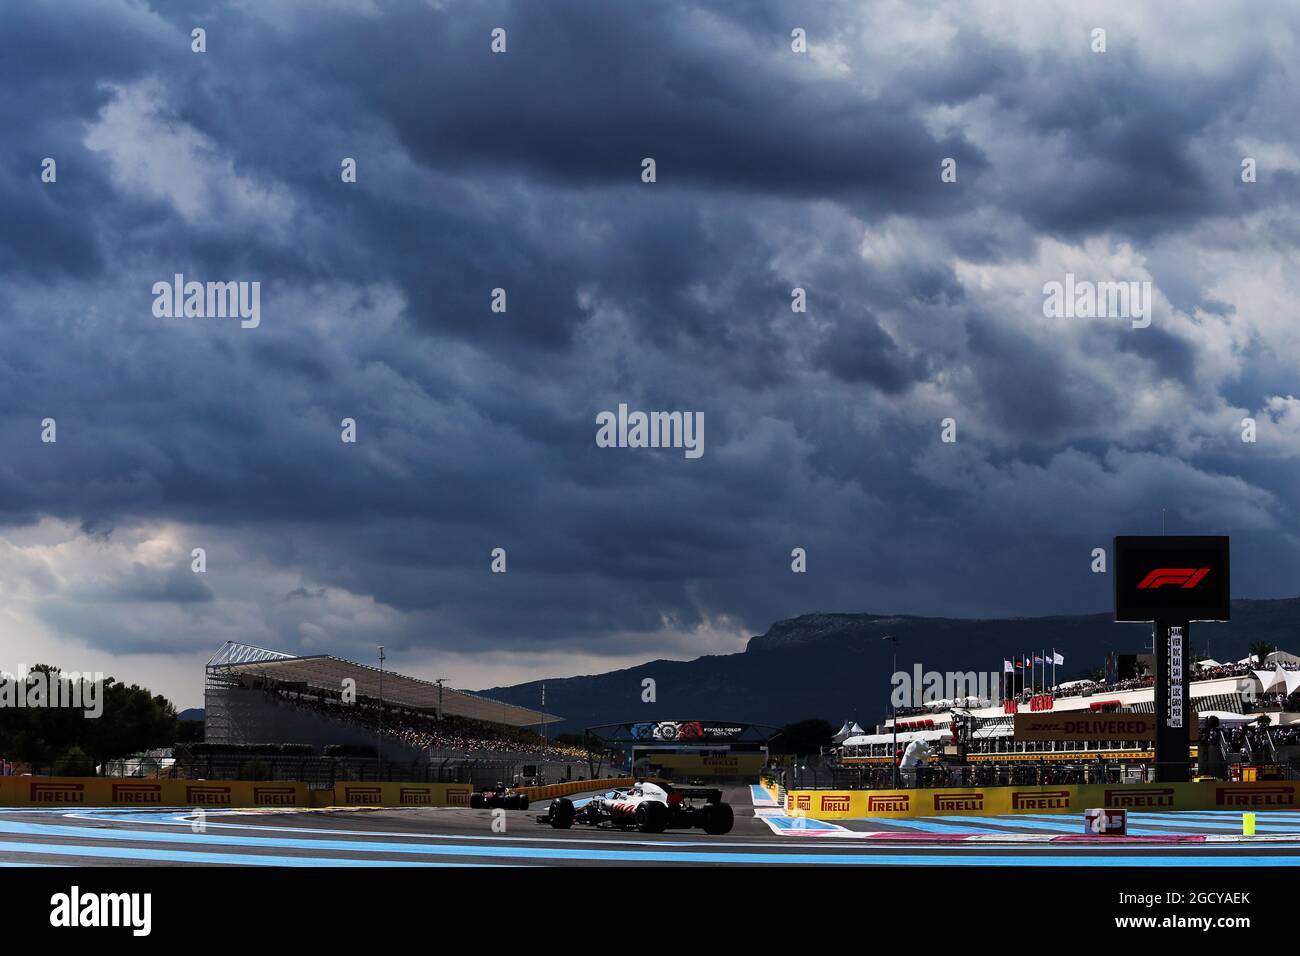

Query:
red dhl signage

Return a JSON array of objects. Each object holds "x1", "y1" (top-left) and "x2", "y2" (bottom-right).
[
  {"x1": 186, "y1": 785, "x2": 233, "y2": 805},
  {"x1": 819, "y1": 794, "x2": 851, "y2": 813},
  {"x1": 1011, "y1": 790, "x2": 1071, "y2": 810},
  {"x1": 1216, "y1": 785, "x2": 1297, "y2": 807},
  {"x1": 111, "y1": 783, "x2": 162, "y2": 803},
  {"x1": 30, "y1": 782, "x2": 85, "y2": 803},
  {"x1": 933, "y1": 791, "x2": 985, "y2": 812}
]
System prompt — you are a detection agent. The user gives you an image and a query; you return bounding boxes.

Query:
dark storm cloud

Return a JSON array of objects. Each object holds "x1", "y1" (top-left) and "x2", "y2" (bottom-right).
[{"x1": 2, "y1": 0, "x2": 1299, "y2": 678}]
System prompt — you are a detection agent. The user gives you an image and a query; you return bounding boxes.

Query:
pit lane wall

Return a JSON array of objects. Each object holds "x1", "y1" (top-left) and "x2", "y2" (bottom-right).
[
  {"x1": 783, "y1": 781, "x2": 1300, "y2": 819},
  {"x1": 0, "y1": 776, "x2": 475, "y2": 809}
]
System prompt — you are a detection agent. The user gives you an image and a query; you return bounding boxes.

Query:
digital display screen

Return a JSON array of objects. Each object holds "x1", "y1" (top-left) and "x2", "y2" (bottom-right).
[{"x1": 1113, "y1": 535, "x2": 1230, "y2": 622}]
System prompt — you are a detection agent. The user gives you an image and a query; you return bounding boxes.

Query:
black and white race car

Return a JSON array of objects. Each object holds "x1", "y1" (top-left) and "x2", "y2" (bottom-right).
[
  {"x1": 536, "y1": 781, "x2": 734, "y2": 834},
  {"x1": 468, "y1": 784, "x2": 530, "y2": 810}
]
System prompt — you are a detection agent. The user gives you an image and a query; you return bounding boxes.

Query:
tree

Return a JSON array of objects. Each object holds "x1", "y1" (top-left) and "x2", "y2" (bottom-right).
[
  {"x1": 0, "y1": 666, "x2": 181, "y2": 768},
  {"x1": 1250, "y1": 641, "x2": 1276, "y2": 667},
  {"x1": 51, "y1": 746, "x2": 95, "y2": 777}
]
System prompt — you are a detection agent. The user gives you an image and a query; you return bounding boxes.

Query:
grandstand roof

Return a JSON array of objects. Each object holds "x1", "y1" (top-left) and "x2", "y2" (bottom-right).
[{"x1": 206, "y1": 642, "x2": 559, "y2": 727}]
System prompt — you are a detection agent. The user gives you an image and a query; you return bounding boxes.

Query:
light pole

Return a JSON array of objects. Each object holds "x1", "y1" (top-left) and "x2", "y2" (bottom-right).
[{"x1": 883, "y1": 634, "x2": 899, "y2": 789}]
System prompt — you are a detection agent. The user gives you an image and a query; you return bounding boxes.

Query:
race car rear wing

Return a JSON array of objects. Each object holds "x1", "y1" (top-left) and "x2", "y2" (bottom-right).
[{"x1": 672, "y1": 787, "x2": 723, "y2": 804}]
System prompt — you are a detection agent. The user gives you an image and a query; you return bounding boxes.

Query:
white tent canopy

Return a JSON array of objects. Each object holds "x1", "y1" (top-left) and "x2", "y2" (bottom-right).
[
  {"x1": 1198, "y1": 711, "x2": 1256, "y2": 726},
  {"x1": 1056, "y1": 679, "x2": 1096, "y2": 690}
]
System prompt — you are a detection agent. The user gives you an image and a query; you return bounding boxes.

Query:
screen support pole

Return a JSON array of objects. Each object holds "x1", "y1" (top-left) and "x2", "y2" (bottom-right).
[{"x1": 1153, "y1": 619, "x2": 1191, "y2": 782}]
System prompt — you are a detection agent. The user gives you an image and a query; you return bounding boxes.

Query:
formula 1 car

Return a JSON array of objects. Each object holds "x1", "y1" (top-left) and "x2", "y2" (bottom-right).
[
  {"x1": 536, "y1": 781, "x2": 734, "y2": 835},
  {"x1": 469, "y1": 784, "x2": 530, "y2": 810}
]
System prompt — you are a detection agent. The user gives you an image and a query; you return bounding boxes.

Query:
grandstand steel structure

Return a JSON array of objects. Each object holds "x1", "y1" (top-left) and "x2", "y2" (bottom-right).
[{"x1": 204, "y1": 641, "x2": 560, "y2": 749}]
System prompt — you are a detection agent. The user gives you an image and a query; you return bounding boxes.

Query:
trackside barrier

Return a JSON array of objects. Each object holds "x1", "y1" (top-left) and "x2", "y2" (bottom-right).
[
  {"x1": 760, "y1": 774, "x2": 782, "y2": 803},
  {"x1": 783, "y1": 780, "x2": 1300, "y2": 819},
  {"x1": 0, "y1": 776, "x2": 311, "y2": 808},
  {"x1": 313, "y1": 781, "x2": 473, "y2": 807},
  {"x1": 0, "y1": 776, "x2": 480, "y2": 809},
  {"x1": 514, "y1": 777, "x2": 681, "y2": 802}
]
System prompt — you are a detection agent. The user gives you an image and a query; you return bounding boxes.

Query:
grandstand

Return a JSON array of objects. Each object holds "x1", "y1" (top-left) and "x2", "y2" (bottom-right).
[
  {"x1": 823, "y1": 650, "x2": 1300, "y2": 790},
  {"x1": 203, "y1": 642, "x2": 583, "y2": 780}
]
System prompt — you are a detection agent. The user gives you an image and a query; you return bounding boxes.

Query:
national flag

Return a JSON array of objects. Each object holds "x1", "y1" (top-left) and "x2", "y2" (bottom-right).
[
  {"x1": 1003, "y1": 659, "x2": 1014, "y2": 673},
  {"x1": 1053, "y1": 651, "x2": 1065, "y2": 666},
  {"x1": 1033, "y1": 653, "x2": 1044, "y2": 664}
]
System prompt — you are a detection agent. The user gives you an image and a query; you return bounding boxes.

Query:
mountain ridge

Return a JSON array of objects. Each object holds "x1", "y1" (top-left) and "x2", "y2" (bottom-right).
[{"x1": 478, "y1": 598, "x2": 1300, "y2": 733}]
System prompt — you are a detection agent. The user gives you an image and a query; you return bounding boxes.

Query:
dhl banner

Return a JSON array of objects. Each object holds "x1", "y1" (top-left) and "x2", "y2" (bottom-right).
[
  {"x1": 1013, "y1": 712, "x2": 1198, "y2": 741},
  {"x1": 0, "y1": 776, "x2": 476, "y2": 809},
  {"x1": 784, "y1": 781, "x2": 1300, "y2": 820}
]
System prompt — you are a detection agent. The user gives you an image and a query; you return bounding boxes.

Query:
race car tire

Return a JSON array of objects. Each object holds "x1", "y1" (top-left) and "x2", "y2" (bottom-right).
[
  {"x1": 548, "y1": 798, "x2": 575, "y2": 829},
  {"x1": 635, "y1": 801, "x2": 669, "y2": 834},
  {"x1": 469, "y1": 793, "x2": 486, "y2": 809},
  {"x1": 700, "y1": 802, "x2": 734, "y2": 835},
  {"x1": 516, "y1": 796, "x2": 529, "y2": 811}
]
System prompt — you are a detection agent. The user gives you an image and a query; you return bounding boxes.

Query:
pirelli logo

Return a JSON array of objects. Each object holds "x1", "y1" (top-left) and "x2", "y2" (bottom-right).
[
  {"x1": 341, "y1": 786, "x2": 383, "y2": 805},
  {"x1": 186, "y1": 785, "x2": 233, "y2": 805},
  {"x1": 1011, "y1": 790, "x2": 1071, "y2": 810},
  {"x1": 1105, "y1": 787, "x2": 1175, "y2": 808},
  {"x1": 399, "y1": 787, "x2": 433, "y2": 805},
  {"x1": 866, "y1": 794, "x2": 910, "y2": 813},
  {"x1": 819, "y1": 794, "x2": 851, "y2": 813},
  {"x1": 790, "y1": 794, "x2": 811, "y2": 812},
  {"x1": 252, "y1": 786, "x2": 299, "y2": 806},
  {"x1": 111, "y1": 783, "x2": 162, "y2": 803},
  {"x1": 445, "y1": 787, "x2": 471, "y2": 807},
  {"x1": 934, "y1": 792, "x2": 985, "y2": 812},
  {"x1": 1216, "y1": 785, "x2": 1297, "y2": 807},
  {"x1": 30, "y1": 782, "x2": 85, "y2": 803}
]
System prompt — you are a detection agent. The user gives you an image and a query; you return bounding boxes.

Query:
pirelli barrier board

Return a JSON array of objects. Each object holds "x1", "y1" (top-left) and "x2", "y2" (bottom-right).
[
  {"x1": 783, "y1": 781, "x2": 1300, "y2": 819},
  {"x1": 0, "y1": 776, "x2": 474, "y2": 809},
  {"x1": 320, "y1": 782, "x2": 473, "y2": 808},
  {"x1": 516, "y1": 777, "x2": 639, "y2": 802}
]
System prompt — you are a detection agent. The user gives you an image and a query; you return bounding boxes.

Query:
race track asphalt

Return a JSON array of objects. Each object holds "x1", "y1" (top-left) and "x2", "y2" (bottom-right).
[{"x1": 2, "y1": 784, "x2": 1299, "y2": 866}]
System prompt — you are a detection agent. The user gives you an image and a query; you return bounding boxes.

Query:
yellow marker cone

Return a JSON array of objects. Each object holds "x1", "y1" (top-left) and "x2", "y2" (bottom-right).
[{"x1": 1243, "y1": 812, "x2": 1256, "y2": 836}]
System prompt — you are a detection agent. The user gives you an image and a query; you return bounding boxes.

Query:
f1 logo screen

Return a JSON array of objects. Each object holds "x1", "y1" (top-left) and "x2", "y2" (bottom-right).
[
  {"x1": 1114, "y1": 536, "x2": 1229, "y2": 623},
  {"x1": 1137, "y1": 568, "x2": 1209, "y2": 590}
]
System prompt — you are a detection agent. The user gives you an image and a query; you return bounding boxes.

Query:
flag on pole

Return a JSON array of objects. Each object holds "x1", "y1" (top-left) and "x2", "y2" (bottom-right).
[
  {"x1": 1004, "y1": 659, "x2": 1014, "y2": 673},
  {"x1": 1053, "y1": 651, "x2": 1064, "y2": 665}
]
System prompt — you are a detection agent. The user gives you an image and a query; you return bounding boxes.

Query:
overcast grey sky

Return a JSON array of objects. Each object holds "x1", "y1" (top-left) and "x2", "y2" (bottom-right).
[{"x1": 2, "y1": 1, "x2": 1298, "y2": 708}]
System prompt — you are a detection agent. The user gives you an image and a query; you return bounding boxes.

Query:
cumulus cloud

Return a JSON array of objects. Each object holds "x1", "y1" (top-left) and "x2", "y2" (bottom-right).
[{"x1": 1, "y1": 0, "x2": 1299, "y2": 706}]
